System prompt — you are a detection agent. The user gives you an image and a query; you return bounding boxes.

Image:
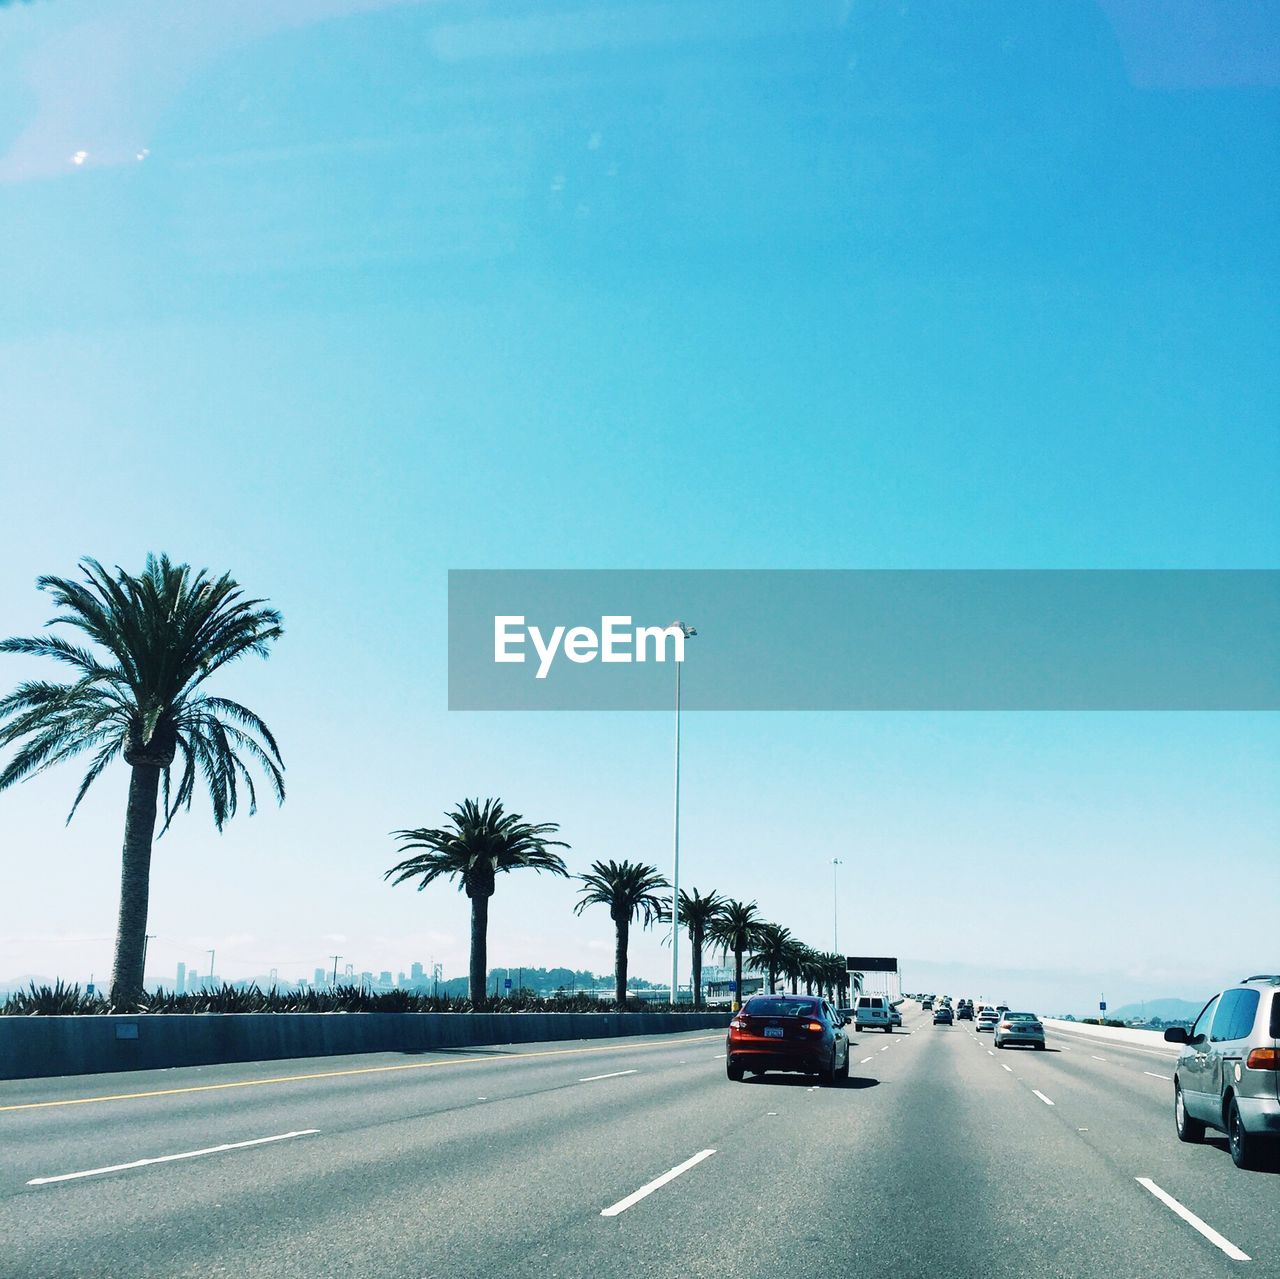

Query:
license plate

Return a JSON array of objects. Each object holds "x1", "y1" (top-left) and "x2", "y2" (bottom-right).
[{"x1": 763, "y1": 1026, "x2": 784, "y2": 1038}]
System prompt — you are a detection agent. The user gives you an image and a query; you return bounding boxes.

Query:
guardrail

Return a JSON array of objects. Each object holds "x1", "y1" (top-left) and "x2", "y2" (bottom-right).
[{"x1": 0, "y1": 1010, "x2": 731, "y2": 1082}]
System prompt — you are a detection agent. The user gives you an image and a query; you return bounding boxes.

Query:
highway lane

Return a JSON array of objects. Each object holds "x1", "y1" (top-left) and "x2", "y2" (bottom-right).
[
  {"x1": 1, "y1": 1008, "x2": 1275, "y2": 1277},
  {"x1": 953, "y1": 1020, "x2": 1279, "y2": 1264}
]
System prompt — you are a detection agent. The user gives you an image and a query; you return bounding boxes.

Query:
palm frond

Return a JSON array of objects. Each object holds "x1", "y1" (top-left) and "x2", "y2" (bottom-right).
[{"x1": 0, "y1": 555, "x2": 285, "y2": 832}]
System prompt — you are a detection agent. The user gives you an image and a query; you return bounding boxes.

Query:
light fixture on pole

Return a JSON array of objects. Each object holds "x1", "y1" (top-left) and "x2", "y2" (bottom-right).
[
  {"x1": 832, "y1": 858, "x2": 842, "y2": 952},
  {"x1": 670, "y1": 619, "x2": 696, "y2": 1007}
]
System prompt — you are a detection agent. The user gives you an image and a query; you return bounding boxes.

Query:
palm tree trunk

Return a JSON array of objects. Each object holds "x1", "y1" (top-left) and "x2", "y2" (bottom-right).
[
  {"x1": 469, "y1": 892, "x2": 489, "y2": 1005},
  {"x1": 691, "y1": 926, "x2": 703, "y2": 1009},
  {"x1": 733, "y1": 946, "x2": 744, "y2": 1011},
  {"x1": 110, "y1": 762, "x2": 161, "y2": 1007},
  {"x1": 614, "y1": 917, "x2": 629, "y2": 1007}
]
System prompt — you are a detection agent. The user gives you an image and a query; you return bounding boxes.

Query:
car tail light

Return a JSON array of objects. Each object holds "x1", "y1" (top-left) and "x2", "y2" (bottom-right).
[
  {"x1": 729, "y1": 1018, "x2": 747, "y2": 1035},
  {"x1": 805, "y1": 1020, "x2": 824, "y2": 1033},
  {"x1": 1246, "y1": 1047, "x2": 1279, "y2": 1070}
]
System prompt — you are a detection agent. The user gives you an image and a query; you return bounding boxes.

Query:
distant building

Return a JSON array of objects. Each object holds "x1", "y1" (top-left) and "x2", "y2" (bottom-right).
[
  {"x1": 176, "y1": 962, "x2": 186, "y2": 996},
  {"x1": 379, "y1": 971, "x2": 393, "y2": 989},
  {"x1": 410, "y1": 961, "x2": 425, "y2": 984},
  {"x1": 314, "y1": 967, "x2": 326, "y2": 988}
]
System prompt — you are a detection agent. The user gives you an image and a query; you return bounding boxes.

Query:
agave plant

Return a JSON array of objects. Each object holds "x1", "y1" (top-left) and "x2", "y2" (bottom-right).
[{"x1": 1, "y1": 980, "x2": 106, "y2": 1016}]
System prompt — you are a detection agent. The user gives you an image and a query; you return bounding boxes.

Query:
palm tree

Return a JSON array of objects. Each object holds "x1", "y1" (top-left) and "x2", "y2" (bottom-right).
[
  {"x1": 386, "y1": 798, "x2": 568, "y2": 1005},
  {"x1": 814, "y1": 951, "x2": 849, "y2": 1002},
  {"x1": 747, "y1": 923, "x2": 795, "y2": 994},
  {"x1": 574, "y1": 859, "x2": 669, "y2": 1007},
  {"x1": 659, "y1": 887, "x2": 724, "y2": 1009},
  {"x1": 0, "y1": 556, "x2": 285, "y2": 1007},
  {"x1": 780, "y1": 937, "x2": 811, "y2": 995},
  {"x1": 796, "y1": 945, "x2": 825, "y2": 996},
  {"x1": 707, "y1": 898, "x2": 765, "y2": 1010}
]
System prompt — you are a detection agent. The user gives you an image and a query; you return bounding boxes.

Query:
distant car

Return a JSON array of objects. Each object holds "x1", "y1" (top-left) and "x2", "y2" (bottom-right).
[
  {"x1": 855, "y1": 995, "x2": 895, "y2": 1033},
  {"x1": 889, "y1": 1006, "x2": 902, "y2": 1028},
  {"x1": 994, "y1": 1012, "x2": 1046, "y2": 1049},
  {"x1": 726, "y1": 995, "x2": 850, "y2": 1085},
  {"x1": 956, "y1": 1004, "x2": 974, "y2": 1021},
  {"x1": 921, "y1": 998, "x2": 934, "y2": 1011},
  {"x1": 933, "y1": 1005, "x2": 954, "y2": 1025},
  {"x1": 976, "y1": 1009, "x2": 999, "y2": 1033},
  {"x1": 1165, "y1": 975, "x2": 1280, "y2": 1170}
]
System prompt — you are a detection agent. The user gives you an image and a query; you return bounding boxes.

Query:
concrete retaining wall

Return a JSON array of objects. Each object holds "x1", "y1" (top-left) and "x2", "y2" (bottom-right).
[
  {"x1": 0, "y1": 1011, "x2": 729, "y2": 1082},
  {"x1": 1042, "y1": 1018, "x2": 1180, "y2": 1054}
]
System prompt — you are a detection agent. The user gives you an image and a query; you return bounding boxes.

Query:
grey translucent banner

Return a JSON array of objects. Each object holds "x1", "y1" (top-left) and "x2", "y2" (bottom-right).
[{"x1": 447, "y1": 570, "x2": 1280, "y2": 711}]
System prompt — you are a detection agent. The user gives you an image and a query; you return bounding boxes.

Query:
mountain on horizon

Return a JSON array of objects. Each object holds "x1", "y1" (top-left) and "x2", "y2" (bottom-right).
[{"x1": 1107, "y1": 997, "x2": 1207, "y2": 1023}]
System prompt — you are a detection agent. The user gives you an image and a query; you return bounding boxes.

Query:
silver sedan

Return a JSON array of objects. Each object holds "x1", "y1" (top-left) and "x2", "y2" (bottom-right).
[{"x1": 994, "y1": 1012, "x2": 1046, "y2": 1049}]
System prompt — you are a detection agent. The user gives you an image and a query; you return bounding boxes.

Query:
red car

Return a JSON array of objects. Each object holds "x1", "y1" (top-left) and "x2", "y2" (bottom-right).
[{"x1": 726, "y1": 994, "x2": 850, "y2": 1084}]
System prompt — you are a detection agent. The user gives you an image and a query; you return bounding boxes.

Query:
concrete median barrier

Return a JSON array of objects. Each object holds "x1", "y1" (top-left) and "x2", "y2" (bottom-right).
[
  {"x1": 1042, "y1": 1018, "x2": 1181, "y2": 1052},
  {"x1": 0, "y1": 1011, "x2": 730, "y2": 1082}
]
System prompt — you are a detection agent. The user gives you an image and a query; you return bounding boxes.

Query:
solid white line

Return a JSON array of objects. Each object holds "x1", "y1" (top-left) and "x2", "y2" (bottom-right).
[
  {"x1": 27, "y1": 1130, "x2": 319, "y2": 1186},
  {"x1": 579, "y1": 1070, "x2": 638, "y2": 1083},
  {"x1": 1136, "y1": 1178, "x2": 1251, "y2": 1262},
  {"x1": 1144, "y1": 1071, "x2": 1172, "y2": 1081},
  {"x1": 600, "y1": 1149, "x2": 716, "y2": 1217},
  {"x1": 1032, "y1": 1090, "x2": 1055, "y2": 1106}
]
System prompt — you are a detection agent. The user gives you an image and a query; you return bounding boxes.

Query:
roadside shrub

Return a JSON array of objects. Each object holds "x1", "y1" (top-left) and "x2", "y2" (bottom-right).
[{"x1": 1, "y1": 982, "x2": 704, "y2": 1016}]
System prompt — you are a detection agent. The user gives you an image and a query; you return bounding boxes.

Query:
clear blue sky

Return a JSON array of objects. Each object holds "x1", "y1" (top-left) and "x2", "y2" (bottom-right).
[{"x1": 1, "y1": 1, "x2": 1276, "y2": 1012}]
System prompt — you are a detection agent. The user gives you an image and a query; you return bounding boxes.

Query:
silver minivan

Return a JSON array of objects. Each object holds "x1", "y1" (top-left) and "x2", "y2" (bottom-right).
[{"x1": 1165, "y1": 975, "x2": 1280, "y2": 1170}]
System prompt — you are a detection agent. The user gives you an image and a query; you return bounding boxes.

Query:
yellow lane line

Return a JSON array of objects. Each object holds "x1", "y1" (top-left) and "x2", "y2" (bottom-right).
[{"x1": 0, "y1": 1034, "x2": 723, "y2": 1114}]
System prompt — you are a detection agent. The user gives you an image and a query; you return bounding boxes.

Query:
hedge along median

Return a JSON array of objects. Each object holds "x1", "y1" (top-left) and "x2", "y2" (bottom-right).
[{"x1": 0, "y1": 1011, "x2": 730, "y2": 1081}]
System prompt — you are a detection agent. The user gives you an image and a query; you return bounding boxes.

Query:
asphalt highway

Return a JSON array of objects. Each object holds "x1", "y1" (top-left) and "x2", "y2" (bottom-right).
[{"x1": 1, "y1": 1006, "x2": 1276, "y2": 1278}]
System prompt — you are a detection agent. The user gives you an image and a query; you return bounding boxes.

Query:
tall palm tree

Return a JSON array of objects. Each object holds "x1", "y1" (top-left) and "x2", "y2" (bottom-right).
[
  {"x1": 707, "y1": 898, "x2": 765, "y2": 1010},
  {"x1": 780, "y1": 937, "x2": 811, "y2": 995},
  {"x1": 574, "y1": 859, "x2": 669, "y2": 1007},
  {"x1": 0, "y1": 556, "x2": 285, "y2": 1007},
  {"x1": 813, "y1": 951, "x2": 849, "y2": 1002},
  {"x1": 747, "y1": 923, "x2": 795, "y2": 994},
  {"x1": 386, "y1": 798, "x2": 568, "y2": 1005},
  {"x1": 659, "y1": 887, "x2": 724, "y2": 1009}
]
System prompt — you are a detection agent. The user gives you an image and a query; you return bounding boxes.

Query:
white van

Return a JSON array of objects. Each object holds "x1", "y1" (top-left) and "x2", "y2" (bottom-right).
[{"x1": 854, "y1": 995, "x2": 894, "y2": 1033}]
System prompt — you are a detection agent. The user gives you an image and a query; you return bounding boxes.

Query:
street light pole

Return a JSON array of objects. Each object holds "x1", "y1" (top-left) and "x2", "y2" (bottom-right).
[
  {"x1": 832, "y1": 858, "x2": 842, "y2": 952},
  {"x1": 670, "y1": 620, "x2": 696, "y2": 1007}
]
